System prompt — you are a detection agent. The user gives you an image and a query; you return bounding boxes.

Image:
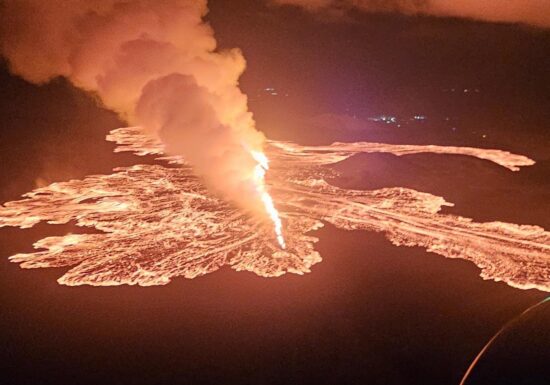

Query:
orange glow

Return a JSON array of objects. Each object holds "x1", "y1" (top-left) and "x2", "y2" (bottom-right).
[
  {"x1": 0, "y1": 127, "x2": 548, "y2": 289},
  {"x1": 251, "y1": 150, "x2": 286, "y2": 249}
]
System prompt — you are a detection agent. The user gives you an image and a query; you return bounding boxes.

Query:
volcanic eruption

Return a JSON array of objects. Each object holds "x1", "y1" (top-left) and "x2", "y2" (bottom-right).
[
  {"x1": 0, "y1": 0, "x2": 285, "y2": 247},
  {"x1": 0, "y1": 126, "x2": 548, "y2": 289},
  {"x1": 0, "y1": 0, "x2": 548, "y2": 289}
]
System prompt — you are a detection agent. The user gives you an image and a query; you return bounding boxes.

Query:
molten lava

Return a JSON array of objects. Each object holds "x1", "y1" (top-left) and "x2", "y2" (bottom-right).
[
  {"x1": 0, "y1": 127, "x2": 548, "y2": 290},
  {"x1": 251, "y1": 150, "x2": 286, "y2": 249}
]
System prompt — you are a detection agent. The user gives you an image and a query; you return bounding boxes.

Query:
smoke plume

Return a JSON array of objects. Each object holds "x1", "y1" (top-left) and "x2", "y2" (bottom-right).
[
  {"x1": 0, "y1": 0, "x2": 267, "y2": 214},
  {"x1": 272, "y1": 0, "x2": 550, "y2": 28}
]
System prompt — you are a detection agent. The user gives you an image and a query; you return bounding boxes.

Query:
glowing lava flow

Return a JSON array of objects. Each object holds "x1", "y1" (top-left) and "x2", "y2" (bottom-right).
[
  {"x1": 251, "y1": 150, "x2": 286, "y2": 249},
  {"x1": 0, "y1": 127, "x2": 548, "y2": 289}
]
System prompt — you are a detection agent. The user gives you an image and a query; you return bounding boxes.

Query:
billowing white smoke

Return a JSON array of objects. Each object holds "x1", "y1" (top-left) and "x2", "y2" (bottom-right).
[
  {"x1": 272, "y1": 0, "x2": 550, "y2": 28},
  {"x1": 136, "y1": 74, "x2": 262, "y2": 207},
  {"x1": 0, "y1": 0, "x2": 266, "y2": 213}
]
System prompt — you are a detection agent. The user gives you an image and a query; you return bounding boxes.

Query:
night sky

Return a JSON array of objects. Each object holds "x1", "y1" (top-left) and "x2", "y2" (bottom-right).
[{"x1": 1, "y1": 1, "x2": 549, "y2": 384}]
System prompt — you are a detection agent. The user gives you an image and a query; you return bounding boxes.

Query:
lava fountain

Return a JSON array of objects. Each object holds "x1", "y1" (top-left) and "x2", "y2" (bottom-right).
[{"x1": 251, "y1": 150, "x2": 286, "y2": 249}]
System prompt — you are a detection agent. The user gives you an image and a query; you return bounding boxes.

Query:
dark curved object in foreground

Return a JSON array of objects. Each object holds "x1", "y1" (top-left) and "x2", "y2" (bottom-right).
[{"x1": 462, "y1": 298, "x2": 550, "y2": 385}]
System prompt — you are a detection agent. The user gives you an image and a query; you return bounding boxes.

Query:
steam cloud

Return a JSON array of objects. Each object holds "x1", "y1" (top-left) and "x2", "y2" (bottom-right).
[
  {"x1": 0, "y1": 0, "x2": 266, "y2": 213},
  {"x1": 272, "y1": 0, "x2": 550, "y2": 28}
]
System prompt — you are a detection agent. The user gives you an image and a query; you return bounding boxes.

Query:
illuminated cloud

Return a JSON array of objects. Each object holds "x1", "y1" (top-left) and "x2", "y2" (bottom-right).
[{"x1": 272, "y1": 0, "x2": 550, "y2": 28}]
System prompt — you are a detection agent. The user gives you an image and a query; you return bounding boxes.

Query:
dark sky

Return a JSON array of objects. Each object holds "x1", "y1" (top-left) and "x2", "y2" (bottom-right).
[
  {"x1": 208, "y1": 0, "x2": 550, "y2": 155},
  {"x1": 1, "y1": 2, "x2": 549, "y2": 385}
]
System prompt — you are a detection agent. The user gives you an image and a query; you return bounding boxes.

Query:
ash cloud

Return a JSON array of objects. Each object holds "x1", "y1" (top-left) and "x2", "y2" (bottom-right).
[
  {"x1": 0, "y1": 0, "x2": 266, "y2": 213},
  {"x1": 272, "y1": 0, "x2": 550, "y2": 28}
]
